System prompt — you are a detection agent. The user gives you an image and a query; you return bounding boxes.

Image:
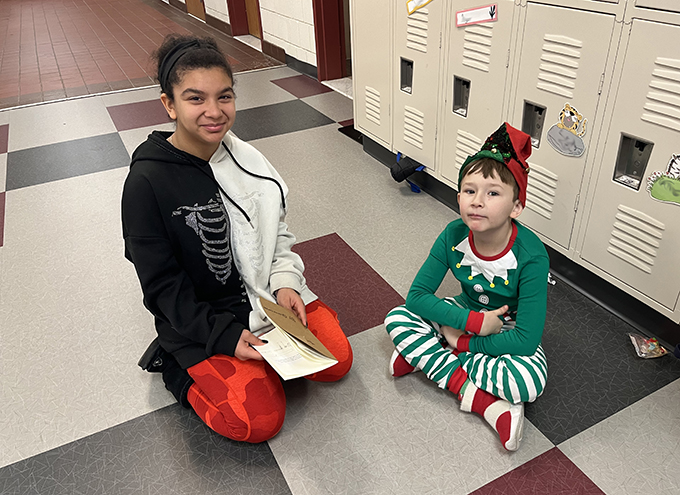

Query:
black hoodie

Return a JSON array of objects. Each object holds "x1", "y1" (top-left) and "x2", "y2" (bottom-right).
[{"x1": 122, "y1": 131, "x2": 250, "y2": 368}]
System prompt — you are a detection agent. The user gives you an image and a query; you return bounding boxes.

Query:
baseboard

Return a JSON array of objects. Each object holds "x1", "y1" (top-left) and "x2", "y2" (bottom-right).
[
  {"x1": 168, "y1": 0, "x2": 186, "y2": 12},
  {"x1": 286, "y1": 55, "x2": 317, "y2": 79},
  {"x1": 361, "y1": 135, "x2": 680, "y2": 350},
  {"x1": 262, "y1": 39, "x2": 286, "y2": 63},
  {"x1": 205, "y1": 13, "x2": 232, "y2": 36}
]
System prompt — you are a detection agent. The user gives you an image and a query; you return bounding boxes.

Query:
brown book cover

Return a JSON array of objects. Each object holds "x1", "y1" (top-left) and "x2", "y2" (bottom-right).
[{"x1": 259, "y1": 298, "x2": 336, "y2": 360}]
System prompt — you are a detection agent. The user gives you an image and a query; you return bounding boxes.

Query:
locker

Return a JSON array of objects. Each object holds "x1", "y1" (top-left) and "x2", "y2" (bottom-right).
[
  {"x1": 508, "y1": 3, "x2": 616, "y2": 249},
  {"x1": 580, "y1": 19, "x2": 680, "y2": 311},
  {"x1": 351, "y1": 0, "x2": 393, "y2": 148},
  {"x1": 634, "y1": 0, "x2": 680, "y2": 13},
  {"x1": 439, "y1": 0, "x2": 517, "y2": 189},
  {"x1": 392, "y1": 3, "x2": 445, "y2": 168}
]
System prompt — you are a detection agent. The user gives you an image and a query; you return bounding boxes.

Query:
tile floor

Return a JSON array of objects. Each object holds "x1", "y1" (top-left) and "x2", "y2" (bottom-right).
[
  {"x1": 1, "y1": 62, "x2": 679, "y2": 495},
  {"x1": 0, "y1": 0, "x2": 281, "y2": 109},
  {"x1": 1, "y1": 2, "x2": 679, "y2": 495}
]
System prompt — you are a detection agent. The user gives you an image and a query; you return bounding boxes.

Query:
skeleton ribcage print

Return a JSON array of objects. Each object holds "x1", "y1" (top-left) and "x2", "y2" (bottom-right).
[{"x1": 173, "y1": 194, "x2": 233, "y2": 284}]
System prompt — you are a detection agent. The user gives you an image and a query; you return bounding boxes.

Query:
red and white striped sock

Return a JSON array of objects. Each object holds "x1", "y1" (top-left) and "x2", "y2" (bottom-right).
[{"x1": 458, "y1": 380, "x2": 524, "y2": 451}]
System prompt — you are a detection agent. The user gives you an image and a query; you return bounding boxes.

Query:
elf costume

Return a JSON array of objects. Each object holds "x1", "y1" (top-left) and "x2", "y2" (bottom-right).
[{"x1": 385, "y1": 123, "x2": 550, "y2": 451}]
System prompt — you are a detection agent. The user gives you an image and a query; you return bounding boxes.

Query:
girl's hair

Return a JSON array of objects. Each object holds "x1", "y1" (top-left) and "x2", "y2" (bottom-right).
[
  {"x1": 460, "y1": 157, "x2": 519, "y2": 201},
  {"x1": 152, "y1": 34, "x2": 234, "y2": 100}
]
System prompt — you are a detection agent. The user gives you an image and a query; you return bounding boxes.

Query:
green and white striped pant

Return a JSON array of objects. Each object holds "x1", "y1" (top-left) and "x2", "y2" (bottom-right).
[{"x1": 385, "y1": 304, "x2": 547, "y2": 404}]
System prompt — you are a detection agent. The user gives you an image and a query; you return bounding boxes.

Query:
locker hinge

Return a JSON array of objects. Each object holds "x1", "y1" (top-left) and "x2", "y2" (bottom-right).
[
  {"x1": 574, "y1": 193, "x2": 580, "y2": 212},
  {"x1": 598, "y1": 73, "x2": 605, "y2": 95},
  {"x1": 439, "y1": 32, "x2": 442, "y2": 49},
  {"x1": 506, "y1": 48, "x2": 511, "y2": 68}
]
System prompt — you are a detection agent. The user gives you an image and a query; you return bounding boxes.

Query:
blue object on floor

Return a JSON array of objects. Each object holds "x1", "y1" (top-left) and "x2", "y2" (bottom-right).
[{"x1": 407, "y1": 180, "x2": 421, "y2": 193}]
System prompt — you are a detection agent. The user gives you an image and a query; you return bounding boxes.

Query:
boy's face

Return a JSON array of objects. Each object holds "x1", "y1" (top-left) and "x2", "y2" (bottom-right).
[{"x1": 457, "y1": 170, "x2": 523, "y2": 236}]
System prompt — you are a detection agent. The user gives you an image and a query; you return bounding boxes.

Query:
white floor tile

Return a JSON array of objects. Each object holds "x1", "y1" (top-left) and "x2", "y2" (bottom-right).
[
  {"x1": 269, "y1": 326, "x2": 554, "y2": 495},
  {"x1": 233, "y1": 66, "x2": 299, "y2": 110},
  {"x1": 99, "y1": 86, "x2": 162, "y2": 107},
  {"x1": 559, "y1": 377, "x2": 680, "y2": 495},
  {"x1": 119, "y1": 122, "x2": 176, "y2": 157},
  {"x1": 0, "y1": 153, "x2": 6, "y2": 191},
  {"x1": 8, "y1": 97, "x2": 117, "y2": 151},
  {"x1": 302, "y1": 91, "x2": 354, "y2": 123}
]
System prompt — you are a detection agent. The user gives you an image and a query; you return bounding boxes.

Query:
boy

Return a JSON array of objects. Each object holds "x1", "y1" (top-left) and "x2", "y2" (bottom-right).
[{"x1": 385, "y1": 123, "x2": 549, "y2": 451}]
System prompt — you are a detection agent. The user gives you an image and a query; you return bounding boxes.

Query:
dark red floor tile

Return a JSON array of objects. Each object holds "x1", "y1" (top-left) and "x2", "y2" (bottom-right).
[
  {"x1": 471, "y1": 448, "x2": 605, "y2": 495},
  {"x1": 338, "y1": 118, "x2": 354, "y2": 128},
  {"x1": 0, "y1": 124, "x2": 8, "y2": 154},
  {"x1": 292, "y1": 233, "x2": 404, "y2": 337},
  {"x1": 107, "y1": 98, "x2": 172, "y2": 131},
  {"x1": 271, "y1": 74, "x2": 332, "y2": 99}
]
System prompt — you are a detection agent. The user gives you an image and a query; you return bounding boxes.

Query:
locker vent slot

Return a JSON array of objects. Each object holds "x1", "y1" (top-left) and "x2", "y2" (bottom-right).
[
  {"x1": 406, "y1": 9, "x2": 428, "y2": 53},
  {"x1": 537, "y1": 34, "x2": 582, "y2": 98},
  {"x1": 525, "y1": 163, "x2": 557, "y2": 220},
  {"x1": 607, "y1": 205, "x2": 665, "y2": 273},
  {"x1": 454, "y1": 130, "x2": 483, "y2": 185},
  {"x1": 364, "y1": 86, "x2": 381, "y2": 125},
  {"x1": 642, "y1": 57, "x2": 680, "y2": 132},
  {"x1": 463, "y1": 24, "x2": 493, "y2": 73},
  {"x1": 403, "y1": 105, "x2": 425, "y2": 149}
]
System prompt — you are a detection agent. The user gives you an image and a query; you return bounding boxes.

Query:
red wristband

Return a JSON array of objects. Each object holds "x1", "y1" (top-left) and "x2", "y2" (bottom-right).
[
  {"x1": 464, "y1": 311, "x2": 484, "y2": 334},
  {"x1": 457, "y1": 334, "x2": 472, "y2": 352}
]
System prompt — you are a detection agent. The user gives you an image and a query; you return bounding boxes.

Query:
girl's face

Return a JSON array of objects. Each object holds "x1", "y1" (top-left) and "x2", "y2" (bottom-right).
[{"x1": 161, "y1": 67, "x2": 235, "y2": 160}]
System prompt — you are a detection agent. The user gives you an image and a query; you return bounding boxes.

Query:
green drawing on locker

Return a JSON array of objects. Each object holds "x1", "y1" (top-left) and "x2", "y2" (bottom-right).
[
  {"x1": 546, "y1": 103, "x2": 587, "y2": 157},
  {"x1": 647, "y1": 154, "x2": 680, "y2": 207}
]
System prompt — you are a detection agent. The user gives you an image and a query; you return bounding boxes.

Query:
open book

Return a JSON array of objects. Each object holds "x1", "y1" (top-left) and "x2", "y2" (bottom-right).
[{"x1": 255, "y1": 298, "x2": 338, "y2": 380}]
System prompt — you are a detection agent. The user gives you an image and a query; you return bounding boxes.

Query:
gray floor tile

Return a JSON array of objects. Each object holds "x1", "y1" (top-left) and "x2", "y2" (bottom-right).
[
  {"x1": 6, "y1": 133, "x2": 130, "y2": 190},
  {"x1": 560, "y1": 378, "x2": 680, "y2": 495},
  {"x1": 269, "y1": 326, "x2": 554, "y2": 495},
  {"x1": 0, "y1": 405, "x2": 291, "y2": 495},
  {"x1": 526, "y1": 279, "x2": 680, "y2": 445},
  {"x1": 231, "y1": 100, "x2": 334, "y2": 142}
]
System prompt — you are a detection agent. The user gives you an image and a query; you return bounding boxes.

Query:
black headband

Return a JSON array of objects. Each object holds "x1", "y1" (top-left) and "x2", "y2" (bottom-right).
[{"x1": 158, "y1": 40, "x2": 200, "y2": 92}]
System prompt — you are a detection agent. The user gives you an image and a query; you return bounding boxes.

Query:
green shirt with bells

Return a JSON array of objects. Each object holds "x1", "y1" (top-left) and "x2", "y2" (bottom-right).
[{"x1": 405, "y1": 219, "x2": 549, "y2": 357}]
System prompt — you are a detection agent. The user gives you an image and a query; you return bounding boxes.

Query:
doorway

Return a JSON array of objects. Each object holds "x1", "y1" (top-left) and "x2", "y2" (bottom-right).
[{"x1": 186, "y1": 0, "x2": 206, "y2": 21}]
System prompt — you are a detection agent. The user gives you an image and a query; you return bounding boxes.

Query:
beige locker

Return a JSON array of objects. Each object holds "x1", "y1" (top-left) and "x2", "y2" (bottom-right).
[
  {"x1": 351, "y1": 0, "x2": 392, "y2": 148},
  {"x1": 580, "y1": 19, "x2": 680, "y2": 311},
  {"x1": 439, "y1": 0, "x2": 516, "y2": 189},
  {"x1": 634, "y1": 0, "x2": 680, "y2": 12},
  {"x1": 392, "y1": 3, "x2": 444, "y2": 168},
  {"x1": 509, "y1": 3, "x2": 616, "y2": 249}
]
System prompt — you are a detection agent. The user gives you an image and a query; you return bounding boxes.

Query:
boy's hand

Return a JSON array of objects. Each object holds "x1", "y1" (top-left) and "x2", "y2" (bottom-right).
[
  {"x1": 479, "y1": 305, "x2": 509, "y2": 336},
  {"x1": 441, "y1": 325, "x2": 465, "y2": 349}
]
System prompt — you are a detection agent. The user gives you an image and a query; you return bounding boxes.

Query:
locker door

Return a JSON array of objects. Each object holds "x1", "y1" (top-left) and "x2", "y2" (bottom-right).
[
  {"x1": 392, "y1": 3, "x2": 444, "y2": 168},
  {"x1": 581, "y1": 19, "x2": 680, "y2": 310},
  {"x1": 440, "y1": 0, "x2": 516, "y2": 189},
  {"x1": 352, "y1": 0, "x2": 392, "y2": 148},
  {"x1": 509, "y1": 4, "x2": 616, "y2": 249}
]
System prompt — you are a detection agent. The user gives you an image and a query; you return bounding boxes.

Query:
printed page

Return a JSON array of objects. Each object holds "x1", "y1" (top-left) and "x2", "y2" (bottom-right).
[{"x1": 254, "y1": 327, "x2": 337, "y2": 380}]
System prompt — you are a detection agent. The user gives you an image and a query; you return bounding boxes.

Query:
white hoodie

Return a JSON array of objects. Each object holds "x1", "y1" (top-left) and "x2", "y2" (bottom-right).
[{"x1": 209, "y1": 132, "x2": 317, "y2": 335}]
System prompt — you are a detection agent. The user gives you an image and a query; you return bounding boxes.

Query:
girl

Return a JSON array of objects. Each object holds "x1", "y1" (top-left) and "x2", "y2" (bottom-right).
[{"x1": 122, "y1": 34, "x2": 353, "y2": 443}]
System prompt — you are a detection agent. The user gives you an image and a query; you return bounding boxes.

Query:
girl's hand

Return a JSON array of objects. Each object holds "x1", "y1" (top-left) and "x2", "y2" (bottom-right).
[
  {"x1": 234, "y1": 329, "x2": 266, "y2": 361},
  {"x1": 479, "y1": 305, "x2": 509, "y2": 336},
  {"x1": 275, "y1": 288, "x2": 308, "y2": 327},
  {"x1": 441, "y1": 325, "x2": 465, "y2": 349}
]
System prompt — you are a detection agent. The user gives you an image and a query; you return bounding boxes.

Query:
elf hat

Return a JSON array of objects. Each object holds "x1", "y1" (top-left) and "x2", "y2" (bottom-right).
[{"x1": 458, "y1": 122, "x2": 532, "y2": 206}]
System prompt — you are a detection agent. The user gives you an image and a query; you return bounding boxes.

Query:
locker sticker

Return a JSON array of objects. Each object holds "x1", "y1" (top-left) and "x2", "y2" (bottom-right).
[
  {"x1": 456, "y1": 4, "x2": 498, "y2": 27},
  {"x1": 547, "y1": 103, "x2": 588, "y2": 157},
  {"x1": 407, "y1": 0, "x2": 435, "y2": 15},
  {"x1": 647, "y1": 154, "x2": 680, "y2": 207}
]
